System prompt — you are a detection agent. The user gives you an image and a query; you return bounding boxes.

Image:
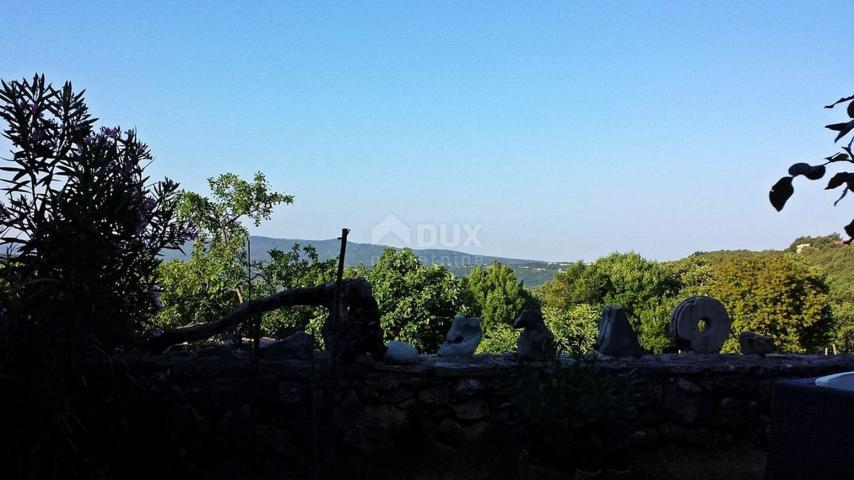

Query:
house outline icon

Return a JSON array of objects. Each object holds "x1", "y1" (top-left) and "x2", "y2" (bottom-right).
[{"x1": 371, "y1": 213, "x2": 411, "y2": 247}]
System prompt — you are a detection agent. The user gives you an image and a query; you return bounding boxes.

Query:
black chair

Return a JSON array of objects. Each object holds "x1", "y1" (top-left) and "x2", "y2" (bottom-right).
[{"x1": 765, "y1": 377, "x2": 854, "y2": 480}]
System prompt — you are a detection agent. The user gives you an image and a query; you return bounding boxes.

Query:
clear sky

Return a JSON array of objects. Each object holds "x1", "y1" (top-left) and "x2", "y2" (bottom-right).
[{"x1": 2, "y1": 1, "x2": 853, "y2": 262}]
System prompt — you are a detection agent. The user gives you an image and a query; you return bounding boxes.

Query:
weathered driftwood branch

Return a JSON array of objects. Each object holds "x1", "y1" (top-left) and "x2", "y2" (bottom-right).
[
  {"x1": 145, "y1": 284, "x2": 331, "y2": 353},
  {"x1": 145, "y1": 278, "x2": 386, "y2": 361}
]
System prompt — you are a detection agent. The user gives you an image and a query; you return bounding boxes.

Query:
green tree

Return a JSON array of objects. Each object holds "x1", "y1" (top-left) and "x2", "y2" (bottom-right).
[
  {"x1": 709, "y1": 252, "x2": 834, "y2": 353},
  {"x1": 476, "y1": 323, "x2": 520, "y2": 354},
  {"x1": 256, "y1": 244, "x2": 337, "y2": 340},
  {"x1": 463, "y1": 262, "x2": 536, "y2": 327},
  {"x1": 542, "y1": 261, "x2": 609, "y2": 310},
  {"x1": 365, "y1": 248, "x2": 462, "y2": 352},
  {"x1": 542, "y1": 252, "x2": 680, "y2": 352},
  {"x1": 462, "y1": 262, "x2": 536, "y2": 352},
  {"x1": 542, "y1": 304, "x2": 600, "y2": 357},
  {"x1": 156, "y1": 172, "x2": 292, "y2": 329}
]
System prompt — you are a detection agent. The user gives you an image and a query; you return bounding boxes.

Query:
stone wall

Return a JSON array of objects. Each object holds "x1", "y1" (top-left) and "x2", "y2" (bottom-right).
[{"x1": 91, "y1": 350, "x2": 854, "y2": 477}]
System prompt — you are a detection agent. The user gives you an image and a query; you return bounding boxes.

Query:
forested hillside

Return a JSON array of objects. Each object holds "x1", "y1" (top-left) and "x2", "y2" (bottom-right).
[{"x1": 163, "y1": 236, "x2": 566, "y2": 286}]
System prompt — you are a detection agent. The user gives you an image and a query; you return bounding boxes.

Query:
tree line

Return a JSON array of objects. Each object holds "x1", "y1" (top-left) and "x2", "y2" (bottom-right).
[{"x1": 155, "y1": 172, "x2": 845, "y2": 355}]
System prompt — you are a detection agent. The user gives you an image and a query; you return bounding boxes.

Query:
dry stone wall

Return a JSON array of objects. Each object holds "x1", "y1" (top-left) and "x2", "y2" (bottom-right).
[{"x1": 95, "y1": 351, "x2": 854, "y2": 476}]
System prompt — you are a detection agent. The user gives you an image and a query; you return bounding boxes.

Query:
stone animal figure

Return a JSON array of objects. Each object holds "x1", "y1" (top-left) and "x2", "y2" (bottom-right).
[
  {"x1": 514, "y1": 309, "x2": 556, "y2": 362},
  {"x1": 438, "y1": 316, "x2": 483, "y2": 359}
]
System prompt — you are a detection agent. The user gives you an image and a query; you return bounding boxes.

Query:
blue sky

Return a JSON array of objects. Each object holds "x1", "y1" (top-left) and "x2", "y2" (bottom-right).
[{"x1": 2, "y1": 1, "x2": 853, "y2": 261}]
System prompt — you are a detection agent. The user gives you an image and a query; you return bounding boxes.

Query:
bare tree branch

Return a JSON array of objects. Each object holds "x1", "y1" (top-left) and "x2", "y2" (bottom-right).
[{"x1": 145, "y1": 283, "x2": 333, "y2": 353}]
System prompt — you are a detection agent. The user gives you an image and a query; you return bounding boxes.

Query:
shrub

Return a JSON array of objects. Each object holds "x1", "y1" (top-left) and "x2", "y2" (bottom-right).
[
  {"x1": 0, "y1": 74, "x2": 192, "y2": 476},
  {"x1": 542, "y1": 304, "x2": 600, "y2": 357},
  {"x1": 365, "y1": 248, "x2": 462, "y2": 352},
  {"x1": 155, "y1": 172, "x2": 292, "y2": 331},
  {"x1": 0, "y1": 74, "x2": 192, "y2": 346},
  {"x1": 462, "y1": 262, "x2": 536, "y2": 330},
  {"x1": 476, "y1": 321, "x2": 519, "y2": 354},
  {"x1": 257, "y1": 244, "x2": 337, "y2": 340},
  {"x1": 542, "y1": 253, "x2": 681, "y2": 352}
]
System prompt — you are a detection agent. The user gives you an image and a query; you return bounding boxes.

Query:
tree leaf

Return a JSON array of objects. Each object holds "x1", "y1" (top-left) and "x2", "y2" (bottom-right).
[
  {"x1": 788, "y1": 163, "x2": 811, "y2": 176},
  {"x1": 769, "y1": 176, "x2": 794, "y2": 211},
  {"x1": 805, "y1": 165, "x2": 826, "y2": 180},
  {"x1": 826, "y1": 172, "x2": 850, "y2": 189},
  {"x1": 827, "y1": 120, "x2": 854, "y2": 142},
  {"x1": 789, "y1": 163, "x2": 826, "y2": 180}
]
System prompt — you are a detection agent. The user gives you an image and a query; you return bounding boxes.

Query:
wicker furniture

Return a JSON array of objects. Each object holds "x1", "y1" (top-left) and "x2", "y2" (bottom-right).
[{"x1": 765, "y1": 377, "x2": 854, "y2": 479}]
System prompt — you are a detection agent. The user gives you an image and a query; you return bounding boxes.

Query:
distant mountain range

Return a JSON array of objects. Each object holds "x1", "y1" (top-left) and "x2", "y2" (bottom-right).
[{"x1": 161, "y1": 236, "x2": 568, "y2": 286}]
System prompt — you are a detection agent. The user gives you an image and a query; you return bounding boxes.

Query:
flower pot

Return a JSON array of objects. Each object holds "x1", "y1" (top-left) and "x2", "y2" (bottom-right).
[{"x1": 574, "y1": 468, "x2": 602, "y2": 480}]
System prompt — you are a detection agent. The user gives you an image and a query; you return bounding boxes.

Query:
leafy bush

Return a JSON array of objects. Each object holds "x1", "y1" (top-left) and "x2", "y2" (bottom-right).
[
  {"x1": 257, "y1": 244, "x2": 336, "y2": 340},
  {"x1": 476, "y1": 321, "x2": 519, "y2": 354},
  {"x1": 542, "y1": 304, "x2": 599, "y2": 357},
  {"x1": 155, "y1": 172, "x2": 291, "y2": 330},
  {"x1": 462, "y1": 262, "x2": 536, "y2": 330},
  {"x1": 542, "y1": 252, "x2": 680, "y2": 352},
  {"x1": 0, "y1": 74, "x2": 192, "y2": 346},
  {"x1": 365, "y1": 248, "x2": 463, "y2": 352},
  {"x1": 0, "y1": 74, "x2": 192, "y2": 476}
]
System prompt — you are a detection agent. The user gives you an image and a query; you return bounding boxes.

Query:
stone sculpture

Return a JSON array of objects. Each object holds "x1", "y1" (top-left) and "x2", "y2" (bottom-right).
[
  {"x1": 384, "y1": 341, "x2": 420, "y2": 365},
  {"x1": 739, "y1": 331, "x2": 775, "y2": 355},
  {"x1": 596, "y1": 306, "x2": 644, "y2": 358},
  {"x1": 670, "y1": 296, "x2": 732, "y2": 354},
  {"x1": 513, "y1": 309, "x2": 556, "y2": 362},
  {"x1": 322, "y1": 279, "x2": 388, "y2": 361},
  {"x1": 438, "y1": 316, "x2": 483, "y2": 359}
]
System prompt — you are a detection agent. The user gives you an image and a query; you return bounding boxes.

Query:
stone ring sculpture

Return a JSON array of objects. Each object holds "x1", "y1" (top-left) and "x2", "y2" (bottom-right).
[{"x1": 669, "y1": 296, "x2": 732, "y2": 354}]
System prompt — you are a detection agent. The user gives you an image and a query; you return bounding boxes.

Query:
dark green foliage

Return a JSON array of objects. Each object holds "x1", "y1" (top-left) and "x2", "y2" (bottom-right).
[
  {"x1": 365, "y1": 248, "x2": 463, "y2": 352},
  {"x1": 707, "y1": 252, "x2": 833, "y2": 353},
  {"x1": 0, "y1": 75, "x2": 192, "y2": 477},
  {"x1": 462, "y1": 262, "x2": 536, "y2": 328},
  {"x1": 257, "y1": 244, "x2": 337, "y2": 340},
  {"x1": 542, "y1": 253, "x2": 680, "y2": 352},
  {"x1": 0, "y1": 74, "x2": 191, "y2": 345},
  {"x1": 542, "y1": 248, "x2": 839, "y2": 354},
  {"x1": 164, "y1": 237, "x2": 565, "y2": 287},
  {"x1": 782, "y1": 234, "x2": 854, "y2": 352},
  {"x1": 461, "y1": 262, "x2": 537, "y2": 353},
  {"x1": 669, "y1": 250, "x2": 835, "y2": 353},
  {"x1": 541, "y1": 304, "x2": 599, "y2": 356},
  {"x1": 155, "y1": 172, "x2": 292, "y2": 330}
]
